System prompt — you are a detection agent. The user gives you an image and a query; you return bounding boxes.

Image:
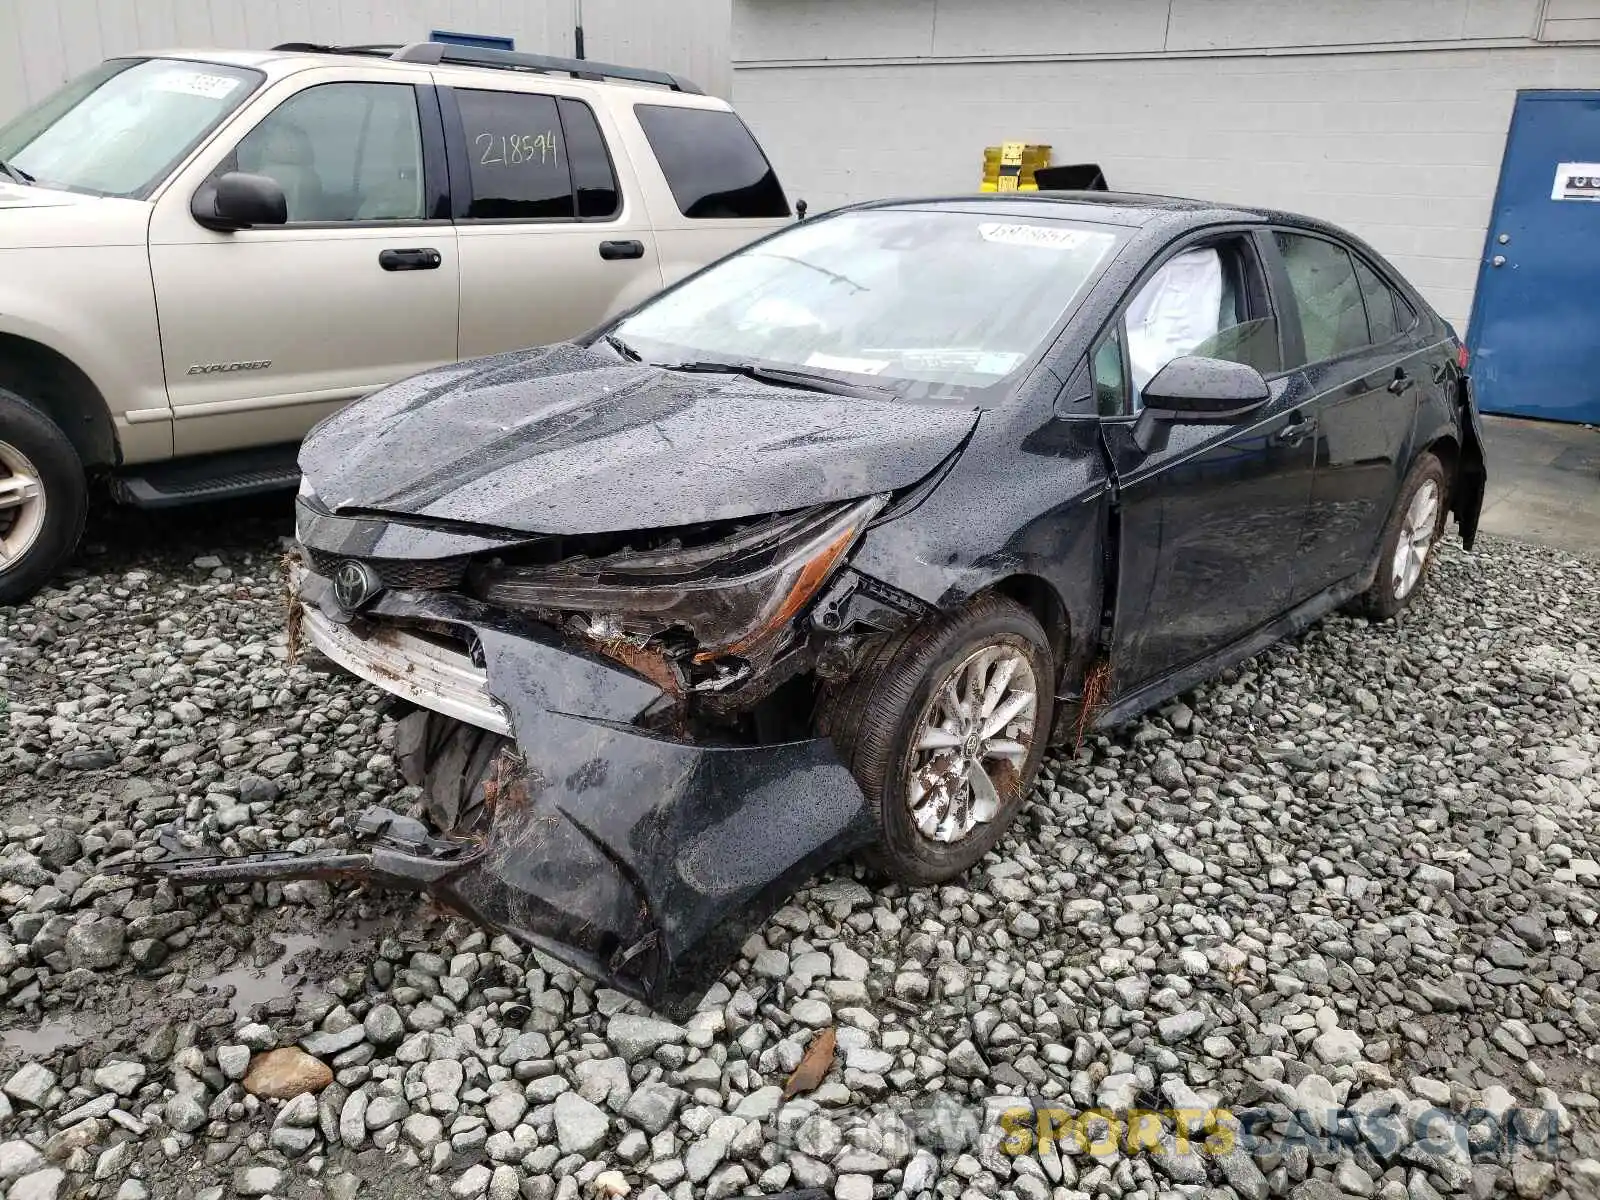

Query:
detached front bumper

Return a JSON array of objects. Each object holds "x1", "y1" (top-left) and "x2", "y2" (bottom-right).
[{"x1": 151, "y1": 564, "x2": 874, "y2": 1017}]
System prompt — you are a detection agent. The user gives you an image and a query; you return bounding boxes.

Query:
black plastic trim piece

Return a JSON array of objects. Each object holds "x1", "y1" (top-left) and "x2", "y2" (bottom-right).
[{"x1": 389, "y1": 41, "x2": 701, "y2": 94}]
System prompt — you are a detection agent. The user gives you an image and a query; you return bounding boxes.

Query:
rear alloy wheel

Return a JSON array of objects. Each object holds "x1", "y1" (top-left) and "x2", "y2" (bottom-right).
[
  {"x1": 1352, "y1": 451, "x2": 1449, "y2": 621},
  {"x1": 819, "y1": 594, "x2": 1054, "y2": 885},
  {"x1": 0, "y1": 387, "x2": 87, "y2": 606}
]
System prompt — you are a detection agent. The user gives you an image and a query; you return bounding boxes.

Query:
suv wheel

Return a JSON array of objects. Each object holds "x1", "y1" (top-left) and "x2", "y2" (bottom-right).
[{"x1": 0, "y1": 387, "x2": 86, "y2": 605}]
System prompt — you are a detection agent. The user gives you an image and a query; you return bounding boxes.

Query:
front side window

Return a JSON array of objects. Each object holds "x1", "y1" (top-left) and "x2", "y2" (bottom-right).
[
  {"x1": 1123, "y1": 240, "x2": 1281, "y2": 408},
  {"x1": 0, "y1": 58, "x2": 260, "y2": 198},
  {"x1": 1275, "y1": 232, "x2": 1370, "y2": 366},
  {"x1": 224, "y1": 82, "x2": 423, "y2": 222},
  {"x1": 456, "y1": 89, "x2": 571, "y2": 220},
  {"x1": 613, "y1": 210, "x2": 1122, "y2": 398},
  {"x1": 634, "y1": 104, "x2": 789, "y2": 219},
  {"x1": 1091, "y1": 328, "x2": 1126, "y2": 417}
]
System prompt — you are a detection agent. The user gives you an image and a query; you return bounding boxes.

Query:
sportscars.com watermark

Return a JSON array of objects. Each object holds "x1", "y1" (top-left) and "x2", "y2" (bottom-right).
[{"x1": 766, "y1": 1094, "x2": 1563, "y2": 1165}]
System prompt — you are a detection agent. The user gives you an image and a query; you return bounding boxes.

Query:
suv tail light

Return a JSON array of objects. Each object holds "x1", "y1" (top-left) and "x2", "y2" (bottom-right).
[{"x1": 1458, "y1": 344, "x2": 1470, "y2": 371}]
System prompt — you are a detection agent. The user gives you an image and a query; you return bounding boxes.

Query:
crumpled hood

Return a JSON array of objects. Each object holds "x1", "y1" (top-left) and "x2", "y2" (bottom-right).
[{"x1": 301, "y1": 344, "x2": 978, "y2": 534}]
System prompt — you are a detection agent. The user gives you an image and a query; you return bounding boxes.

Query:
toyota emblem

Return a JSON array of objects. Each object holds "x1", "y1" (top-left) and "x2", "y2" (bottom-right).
[{"x1": 332, "y1": 560, "x2": 382, "y2": 611}]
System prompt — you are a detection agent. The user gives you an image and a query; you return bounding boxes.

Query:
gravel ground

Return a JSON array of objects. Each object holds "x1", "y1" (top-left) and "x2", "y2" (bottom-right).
[{"x1": 3, "y1": 502, "x2": 1600, "y2": 1200}]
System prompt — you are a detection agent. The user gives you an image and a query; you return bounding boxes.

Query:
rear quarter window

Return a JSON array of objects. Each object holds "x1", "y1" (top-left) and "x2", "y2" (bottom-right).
[{"x1": 633, "y1": 104, "x2": 789, "y2": 219}]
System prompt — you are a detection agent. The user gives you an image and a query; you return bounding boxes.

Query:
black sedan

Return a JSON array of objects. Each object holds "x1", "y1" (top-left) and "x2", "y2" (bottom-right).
[{"x1": 156, "y1": 193, "x2": 1487, "y2": 1014}]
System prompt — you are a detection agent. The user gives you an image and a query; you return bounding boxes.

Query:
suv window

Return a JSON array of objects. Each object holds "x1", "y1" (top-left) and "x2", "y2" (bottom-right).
[
  {"x1": 1121, "y1": 237, "x2": 1282, "y2": 410},
  {"x1": 227, "y1": 82, "x2": 423, "y2": 222},
  {"x1": 1274, "y1": 232, "x2": 1369, "y2": 365},
  {"x1": 1353, "y1": 257, "x2": 1409, "y2": 344},
  {"x1": 634, "y1": 104, "x2": 789, "y2": 219},
  {"x1": 0, "y1": 58, "x2": 260, "y2": 198},
  {"x1": 558, "y1": 98, "x2": 620, "y2": 219},
  {"x1": 456, "y1": 89, "x2": 570, "y2": 219}
]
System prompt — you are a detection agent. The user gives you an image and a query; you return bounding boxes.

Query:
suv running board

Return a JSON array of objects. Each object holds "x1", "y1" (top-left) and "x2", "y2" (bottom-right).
[{"x1": 111, "y1": 444, "x2": 301, "y2": 508}]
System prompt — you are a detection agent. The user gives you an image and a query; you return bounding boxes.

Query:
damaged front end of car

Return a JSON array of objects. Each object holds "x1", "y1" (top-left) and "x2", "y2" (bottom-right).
[{"x1": 147, "y1": 491, "x2": 935, "y2": 1017}]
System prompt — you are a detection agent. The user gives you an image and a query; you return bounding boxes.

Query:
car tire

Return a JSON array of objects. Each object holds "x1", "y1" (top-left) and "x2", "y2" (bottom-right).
[
  {"x1": 394, "y1": 709, "x2": 509, "y2": 836},
  {"x1": 0, "y1": 387, "x2": 87, "y2": 606},
  {"x1": 818, "y1": 593, "x2": 1055, "y2": 886},
  {"x1": 1351, "y1": 451, "x2": 1449, "y2": 622}
]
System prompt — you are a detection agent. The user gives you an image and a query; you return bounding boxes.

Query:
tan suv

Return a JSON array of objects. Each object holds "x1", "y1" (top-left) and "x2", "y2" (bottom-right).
[{"x1": 0, "y1": 41, "x2": 794, "y2": 602}]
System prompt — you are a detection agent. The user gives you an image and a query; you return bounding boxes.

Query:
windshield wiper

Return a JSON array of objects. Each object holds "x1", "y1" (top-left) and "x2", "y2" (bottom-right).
[
  {"x1": 0, "y1": 159, "x2": 33, "y2": 186},
  {"x1": 601, "y1": 333, "x2": 642, "y2": 362},
  {"x1": 659, "y1": 360, "x2": 891, "y2": 400}
]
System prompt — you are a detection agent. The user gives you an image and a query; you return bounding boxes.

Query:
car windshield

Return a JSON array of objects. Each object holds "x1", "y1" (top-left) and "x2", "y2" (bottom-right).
[
  {"x1": 0, "y1": 58, "x2": 261, "y2": 198},
  {"x1": 612, "y1": 208, "x2": 1124, "y2": 398}
]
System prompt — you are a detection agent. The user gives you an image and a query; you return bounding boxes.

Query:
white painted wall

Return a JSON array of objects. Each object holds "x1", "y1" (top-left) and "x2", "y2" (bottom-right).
[
  {"x1": 0, "y1": 0, "x2": 733, "y2": 123},
  {"x1": 733, "y1": 0, "x2": 1600, "y2": 332}
]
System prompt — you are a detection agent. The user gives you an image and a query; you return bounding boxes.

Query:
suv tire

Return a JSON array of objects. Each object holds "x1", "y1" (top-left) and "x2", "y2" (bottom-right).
[{"x1": 0, "y1": 387, "x2": 86, "y2": 605}]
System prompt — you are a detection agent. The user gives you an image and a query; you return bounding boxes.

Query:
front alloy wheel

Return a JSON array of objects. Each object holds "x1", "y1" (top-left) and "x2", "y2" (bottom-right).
[
  {"x1": 818, "y1": 593, "x2": 1055, "y2": 885},
  {"x1": 0, "y1": 439, "x2": 47, "y2": 568},
  {"x1": 907, "y1": 645, "x2": 1037, "y2": 842},
  {"x1": 0, "y1": 387, "x2": 87, "y2": 606}
]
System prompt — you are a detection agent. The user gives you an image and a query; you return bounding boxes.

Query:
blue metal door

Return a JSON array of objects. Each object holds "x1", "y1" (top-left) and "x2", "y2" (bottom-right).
[{"x1": 1469, "y1": 91, "x2": 1600, "y2": 422}]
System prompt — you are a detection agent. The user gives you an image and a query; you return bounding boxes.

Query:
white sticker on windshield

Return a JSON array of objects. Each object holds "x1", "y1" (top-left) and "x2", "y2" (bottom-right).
[
  {"x1": 804, "y1": 352, "x2": 890, "y2": 375},
  {"x1": 152, "y1": 71, "x2": 241, "y2": 99},
  {"x1": 978, "y1": 222, "x2": 1101, "y2": 250},
  {"x1": 873, "y1": 348, "x2": 1025, "y2": 376}
]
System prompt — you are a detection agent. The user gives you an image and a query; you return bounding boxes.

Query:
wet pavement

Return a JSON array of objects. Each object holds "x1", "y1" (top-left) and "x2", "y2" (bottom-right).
[{"x1": 1479, "y1": 413, "x2": 1600, "y2": 556}]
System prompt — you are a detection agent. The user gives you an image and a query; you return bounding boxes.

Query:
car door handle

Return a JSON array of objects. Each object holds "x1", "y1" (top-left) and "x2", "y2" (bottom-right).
[
  {"x1": 378, "y1": 248, "x2": 442, "y2": 271},
  {"x1": 1275, "y1": 416, "x2": 1318, "y2": 446},
  {"x1": 599, "y1": 240, "x2": 645, "y2": 261},
  {"x1": 1387, "y1": 370, "x2": 1415, "y2": 395}
]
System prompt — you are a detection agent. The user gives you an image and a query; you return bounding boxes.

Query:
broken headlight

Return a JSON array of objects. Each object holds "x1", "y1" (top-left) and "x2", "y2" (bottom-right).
[{"x1": 471, "y1": 496, "x2": 886, "y2": 659}]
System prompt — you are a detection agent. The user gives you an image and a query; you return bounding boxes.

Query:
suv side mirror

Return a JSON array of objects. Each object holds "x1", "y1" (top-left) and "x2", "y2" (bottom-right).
[
  {"x1": 1132, "y1": 356, "x2": 1271, "y2": 452},
  {"x1": 192, "y1": 171, "x2": 287, "y2": 232}
]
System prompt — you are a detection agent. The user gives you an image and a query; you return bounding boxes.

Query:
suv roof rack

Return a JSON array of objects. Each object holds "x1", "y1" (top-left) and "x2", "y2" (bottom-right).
[
  {"x1": 270, "y1": 42, "x2": 405, "y2": 57},
  {"x1": 387, "y1": 41, "x2": 702, "y2": 94}
]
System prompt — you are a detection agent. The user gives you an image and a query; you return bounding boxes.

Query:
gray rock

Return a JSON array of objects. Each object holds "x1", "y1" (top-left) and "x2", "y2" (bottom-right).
[
  {"x1": 0, "y1": 1141, "x2": 46, "y2": 1182},
  {"x1": 4, "y1": 1063, "x2": 56, "y2": 1107},
  {"x1": 485, "y1": 1090, "x2": 527, "y2": 1132},
  {"x1": 92, "y1": 1061, "x2": 146, "y2": 1098},
  {"x1": 301, "y1": 1025, "x2": 367, "y2": 1057},
  {"x1": 1157, "y1": 1011, "x2": 1207, "y2": 1042},
  {"x1": 554, "y1": 1090, "x2": 609, "y2": 1155},
  {"x1": 402, "y1": 1113, "x2": 444, "y2": 1150},
  {"x1": 165, "y1": 1089, "x2": 208, "y2": 1133},
  {"x1": 363, "y1": 1003, "x2": 405, "y2": 1045},
  {"x1": 451, "y1": 1165, "x2": 492, "y2": 1198},
  {"x1": 216, "y1": 1044, "x2": 251, "y2": 1081},
  {"x1": 8, "y1": 1169, "x2": 66, "y2": 1200},
  {"x1": 233, "y1": 1166, "x2": 285, "y2": 1197},
  {"x1": 65, "y1": 918, "x2": 125, "y2": 970},
  {"x1": 365, "y1": 1094, "x2": 408, "y2": 1129},
  {"x1": 622, "y1": 1083, "x2": 684, "y2": 1135},
  {"x1": 606, "y1": 1013, "x2": 685, "y2": 1063}
]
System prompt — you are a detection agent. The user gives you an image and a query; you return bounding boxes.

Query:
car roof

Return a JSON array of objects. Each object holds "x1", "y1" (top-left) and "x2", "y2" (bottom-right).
[{"x1": 856, "y1": 192, "x2": 1279, "y2": 230}]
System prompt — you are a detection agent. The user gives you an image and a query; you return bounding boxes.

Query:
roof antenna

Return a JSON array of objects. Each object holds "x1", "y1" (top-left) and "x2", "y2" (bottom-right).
[{"x1": 574, "y1": 0, "x2": 586, "y2": 59}]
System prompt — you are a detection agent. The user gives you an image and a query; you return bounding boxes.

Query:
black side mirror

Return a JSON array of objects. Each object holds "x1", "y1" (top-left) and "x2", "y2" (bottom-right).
[
  {"x1": 1132, "y1": 356, "x2": 1271, "y2": 452},
  {"x1": 192, "y1": 171, "x2": 287, "y2": 232},
  {"x1": 796, "y1": 198, "x2": 809, "y2": 220}
]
